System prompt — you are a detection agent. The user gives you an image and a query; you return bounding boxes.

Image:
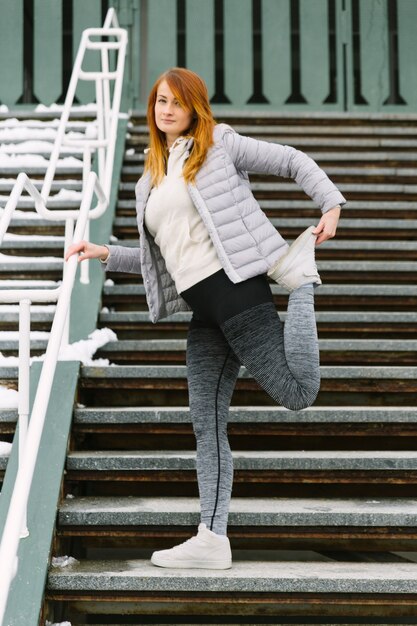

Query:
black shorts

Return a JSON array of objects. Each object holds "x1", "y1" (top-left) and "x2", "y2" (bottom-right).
[{"x1": 180, "y1": 269, "x2": 274, "y2": 327}]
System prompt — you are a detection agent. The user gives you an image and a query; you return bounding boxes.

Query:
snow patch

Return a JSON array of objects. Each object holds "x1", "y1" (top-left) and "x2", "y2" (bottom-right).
[
  {"x1": 51, "y1": 188, "x2": 82, "y2": 201},
  {"x1": 0, "y1": 253, "x2": 63, "y2": 264},
  {"x1": 45, "y1": 621, "x2": 72, "y2": 626},
  {"x1": 51, "y1": 556, "x2": 79, "y2": 568},
  {"x1": 0, "y1": 441, "x2": 12, "y2": 455},
  {"x1": 0, "y1": 328, "x2": 116, "y2": 367},
  {"x1": 0, "y1": 105, "x2": 9, "y2": 112},
  {"x1": 36, "y1": 102, "x2": 97, "y2": 112},
  {"x1": 104, "y1": 278, "x2": 114, "y2": 286},
  {"x1": 0, "y1": 386, "x2": 18, "y2": 408},
  {"x1": 0, "y1": 153, "x2": 82, "y2": 168}
]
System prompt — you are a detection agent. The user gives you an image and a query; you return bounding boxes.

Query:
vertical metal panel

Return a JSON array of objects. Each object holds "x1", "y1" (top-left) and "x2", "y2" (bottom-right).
[
  {"x1": 396, "y1": 0, "x2": 417, "y2": 110},
  {"x1": 108, "y1": 0, "x2": 140, "y2": 110},
  {"x1": 73, "y1": 0, "x2": 102, "y2": 103},
  {"x1": 186, "y1": 0, "x2": 215, "y2": 99},
  {"x1": 262, "y1": 0, "x2": 291, "y2": 108},
  {"x1": 300, "y1": 0, "x2": 332, "y2": 109},
  {"x1": 223, "y1": 0, "x2": 252, "y2": 106},
  {"x1": 353, "y1": 0, "x2": 387, "y2": 111},
  {"x1": 0, "y1": 0, "x2": 24, "y2": 105},
  {"x1": 33, "y1": 0, "x2": 62, "y2": 104},
  {"x1": 147, "y1": 0, "x2": 177, "y2": 92}
]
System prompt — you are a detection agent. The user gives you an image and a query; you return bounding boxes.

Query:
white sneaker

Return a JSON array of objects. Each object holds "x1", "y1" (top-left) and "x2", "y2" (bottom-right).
[
  {"x1": 267, "y1": 225, "x2": 321, "y2": 292},
  {"x1": 150, "y1": 523, "x2": 232, "y2": 569}
]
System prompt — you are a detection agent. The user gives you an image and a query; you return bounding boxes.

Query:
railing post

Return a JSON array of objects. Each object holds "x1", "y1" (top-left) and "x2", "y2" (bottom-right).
[
  {"x1": 18, "y1": 298, "x2": 31, "y2": 539},
  {"x1": 62, "y1": 218, "x2": 74, "y2": 346}
]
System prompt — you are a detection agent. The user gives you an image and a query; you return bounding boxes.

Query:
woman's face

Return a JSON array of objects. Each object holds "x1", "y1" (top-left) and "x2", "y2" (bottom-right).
[{"x1": 154, "y1": 80, "x2": 193, "y2": 148}]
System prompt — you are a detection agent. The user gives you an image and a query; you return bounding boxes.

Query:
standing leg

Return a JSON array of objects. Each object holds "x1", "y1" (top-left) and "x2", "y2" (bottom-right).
[
  {"x1": 186, "y1": 317, "x2": 241, "y2": 535},
  {"x1": 221, "y1": 284, "x2": 320, "y2": 411}
]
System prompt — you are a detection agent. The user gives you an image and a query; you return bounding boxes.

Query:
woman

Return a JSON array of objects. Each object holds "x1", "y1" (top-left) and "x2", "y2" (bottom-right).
[{"x1": 66, "y1": 67, "x2": 346, "y2": 571}]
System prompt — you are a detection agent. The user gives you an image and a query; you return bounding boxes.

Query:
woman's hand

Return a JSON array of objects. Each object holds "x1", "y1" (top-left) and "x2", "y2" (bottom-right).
[
  {"x1": 313, "y1": 205, "x2": 341, "y2": 245},
  {"x1": 65, "y1": 240, "x2": 109, "y2": 263}
]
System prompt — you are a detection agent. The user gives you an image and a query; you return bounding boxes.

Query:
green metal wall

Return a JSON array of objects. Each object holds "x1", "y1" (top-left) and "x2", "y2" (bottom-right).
[{"x1": 1, "y1": 0, "x2": 417, "y2": 112}]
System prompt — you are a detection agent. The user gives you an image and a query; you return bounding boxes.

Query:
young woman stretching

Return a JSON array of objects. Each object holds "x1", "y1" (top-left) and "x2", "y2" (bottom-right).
[{"x1": 66, "y1": 67, "x2": 346, "y2": 570}]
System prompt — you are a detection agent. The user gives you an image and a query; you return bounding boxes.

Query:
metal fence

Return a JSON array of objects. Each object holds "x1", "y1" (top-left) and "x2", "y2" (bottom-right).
[{"x1": 1, "y1": 0, "x2": 417, "y2": 112}]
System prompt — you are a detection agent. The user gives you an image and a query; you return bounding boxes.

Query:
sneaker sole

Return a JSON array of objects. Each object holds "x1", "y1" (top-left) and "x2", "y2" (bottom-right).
[{"x1": 151, "y1": 555, "x2": 232, "y2": 569}]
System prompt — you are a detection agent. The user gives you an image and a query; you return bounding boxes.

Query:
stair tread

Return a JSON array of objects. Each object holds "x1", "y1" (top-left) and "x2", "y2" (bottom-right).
[
  {"x1": 80, "y1": 364, "x2": 417, "y2": 379},
  {"x1": 114, "y1": 216, "x2": 417, "y2": 229},
  {"x1": 128, "y1": 123, "x2": 417, "y2": 136},
  {"x1": 66, "y1": 449, "x2": 417, "y2": 471},
  {"x1": 99, "y1": 311, "x2": 417, "y2": 324},
  {"x1": 119, "y1": 180, "x2": 417, "y2": 194},
  {"x1": 47, "y1": 559, "x2": 417, "y2": 594},
  {"x1": 98, "y1": 339, "x2": 417, "y2": 352},
  {"x1": 117, "y1": 199, "x2": 417, "y2": 209},
  {"x1": 59, "y1": 496, "x2": 417, "y2": 527},
  {"x1": 73, "y1": 406, "x2": 417, "y2": 424},
  {"x1": 125, "y1": 150, "x2": 417, "y2": 161},
  {"x1": 102, "y1": 284, "x2": 417, "y2": 296}
]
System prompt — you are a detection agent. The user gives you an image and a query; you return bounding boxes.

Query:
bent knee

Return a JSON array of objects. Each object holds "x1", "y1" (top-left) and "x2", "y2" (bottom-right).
[{"x1": 279, "y1": 381, "x2": 320, "y2": 411}]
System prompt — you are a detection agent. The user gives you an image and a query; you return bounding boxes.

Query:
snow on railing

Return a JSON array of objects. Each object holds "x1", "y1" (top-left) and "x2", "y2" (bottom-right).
[{"x1": 0, "y1": 9, "x2": 127, "y2": 624}]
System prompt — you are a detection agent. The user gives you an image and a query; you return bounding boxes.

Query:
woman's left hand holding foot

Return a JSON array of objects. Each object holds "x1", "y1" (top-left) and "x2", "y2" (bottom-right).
[{"x1": 313, "y1": 205, "x2": 341, "y2": 245}]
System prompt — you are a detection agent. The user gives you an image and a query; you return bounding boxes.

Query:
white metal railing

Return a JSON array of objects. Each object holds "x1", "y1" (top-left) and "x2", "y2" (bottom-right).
[{"x1": 0, "y1": 9, "x2": 127, "y2": 623}]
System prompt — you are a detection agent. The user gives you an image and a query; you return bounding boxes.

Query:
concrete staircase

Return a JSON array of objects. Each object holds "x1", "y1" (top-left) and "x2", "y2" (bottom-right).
[
  {"x1": 0, "y1": 111, "x2": 89, "y2": 469},
  {"x1": 2, "y1": 112, "x2": 417, "y2": 623}
]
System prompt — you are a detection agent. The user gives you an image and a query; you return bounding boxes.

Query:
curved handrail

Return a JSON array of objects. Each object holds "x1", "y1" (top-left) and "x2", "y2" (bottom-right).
[
  {"x1": 0, "y1": 9, "x2": 127, "y2": 623},
  {"x1": 0, "y1": 173, "x2": 101, "y2": 620}
]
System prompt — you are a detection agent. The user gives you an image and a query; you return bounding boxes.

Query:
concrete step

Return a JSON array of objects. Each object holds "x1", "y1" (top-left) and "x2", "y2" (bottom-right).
[
  {"x1": 121, "y1": 163, "x2": 417, "y2": 181},
  {"x1": 0, "y1": 198, "x2": 80, "y2": 209},
  {"x1": 73, "y1": 406, "x2": 417, "y2": 425},
  {"x1": 127, "y1": 136, "x2": 417, "y2": 150},
  {"x1": 80, "y1": 364, "x2": 417, "y2": 380},
  {"x1": 124, "y1": 149, "x2": 417, "y2": 163},
  {"x1": 118, "y1": 180, "x2": 417, "y2": 197},
  {"x1": 128, "y1": 123, "x2": 417, "y2": 137},
  {"x1": 94, "y1": 338, "x2": 417, "y2": 366},
  {"x1": 99, "y1": 311, "x2": 417, "y2": 326},
  {"x1": 18, "y1": 337, "x2": 417, "y2": 357},
  {"x1": 66, "y1": 449, "x2": 417, "y2": 472},
  {"x1": 113, "y1": 216, "x2": 417, "y2": 232},
  {"x1": 58, "y1": 495, "x2": 417, "y2": 528},
  {"x1": 97, "y1": 338, "x2": 417, "y2": 352},
  {"x1": 0, "y1": 235, "x2": 64, "y2": 252},
  {"x1": 102, "y1": 283, "x2": 417, "y2": 298},
  {"x1": 0, "y1": 257, "x2": 63, "y2": 271},
  {"x1": 0, "y1": 180, "x2": 81, "y2": 193},
  {"x1": 47, "y1": 558, "x2": 417, "y2": 595},
  {"x1": 116, "y1": 198, "x2": 417, "y2": 211},
  {"x1": 0, "y1": 165, "x2": 82, "y2": 176}
]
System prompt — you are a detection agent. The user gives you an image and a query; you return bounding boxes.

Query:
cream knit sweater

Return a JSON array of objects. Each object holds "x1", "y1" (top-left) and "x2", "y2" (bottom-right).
[{"x1": 144, "y1": 137, "x2": 222, "y2": 293}]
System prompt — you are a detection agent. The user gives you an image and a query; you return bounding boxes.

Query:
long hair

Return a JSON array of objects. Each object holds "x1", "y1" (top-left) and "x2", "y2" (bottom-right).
[{"x1": 144, "y1": 67, "x2": 216, "y2": 186}]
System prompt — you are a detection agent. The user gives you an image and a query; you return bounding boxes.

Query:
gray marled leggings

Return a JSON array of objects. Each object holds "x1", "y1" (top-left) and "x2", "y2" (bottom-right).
[{"x1": 183, "y1": 271, "x2": 320, "y2": 535}]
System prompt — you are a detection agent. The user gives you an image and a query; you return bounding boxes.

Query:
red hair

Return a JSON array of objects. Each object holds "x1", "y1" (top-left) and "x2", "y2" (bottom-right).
[{"x1": 144, "y1": 67, "x2": 216, "y2": 186}]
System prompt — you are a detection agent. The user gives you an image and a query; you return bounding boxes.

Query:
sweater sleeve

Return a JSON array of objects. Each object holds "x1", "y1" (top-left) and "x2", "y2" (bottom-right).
[
  {"x1": 101, "y1": 244, "x2": 142, "y2": 274},
  {"x1": 221, "y1": 126, "x2": 346, "y2": 214}
]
